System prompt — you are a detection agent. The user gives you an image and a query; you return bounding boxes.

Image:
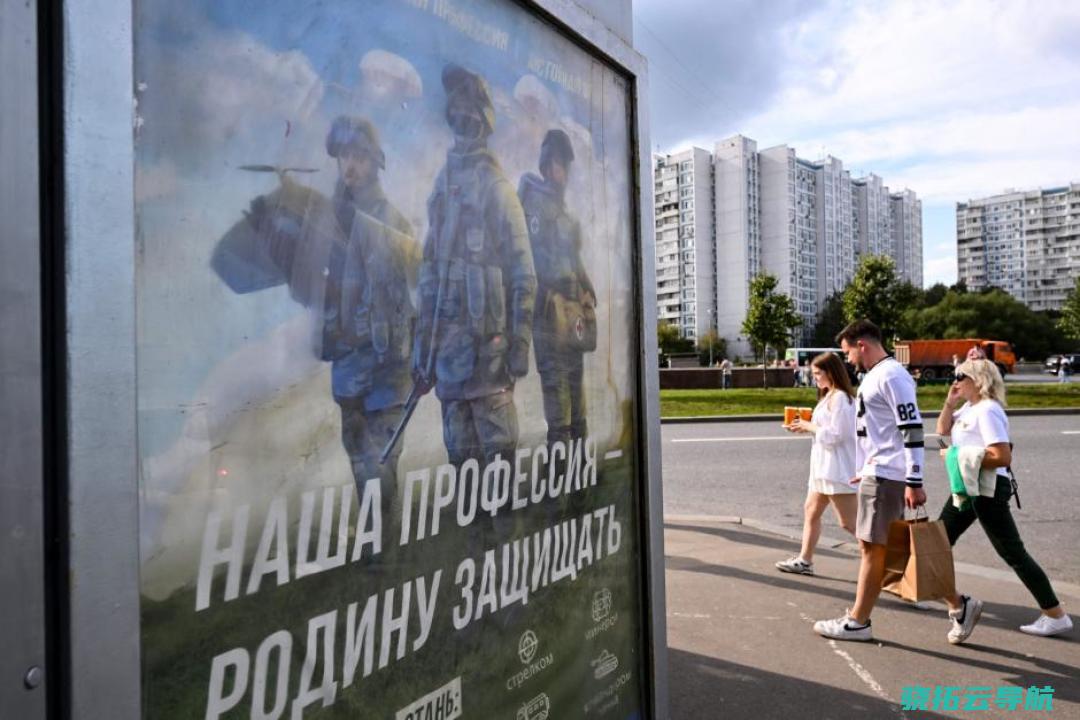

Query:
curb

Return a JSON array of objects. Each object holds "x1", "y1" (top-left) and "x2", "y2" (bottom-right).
[
  {"x1": 661, "y1": 407, "x2": 1080, "y2": 424},
  {"x1": 663, "y1": 513, "x2": 1080, "y2": 601}
]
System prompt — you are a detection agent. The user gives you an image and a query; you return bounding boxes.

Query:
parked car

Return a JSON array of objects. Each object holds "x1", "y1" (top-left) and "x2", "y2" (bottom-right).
[{"x1": 1045, "y1": 354, "x2": 1080, "y2": 375}]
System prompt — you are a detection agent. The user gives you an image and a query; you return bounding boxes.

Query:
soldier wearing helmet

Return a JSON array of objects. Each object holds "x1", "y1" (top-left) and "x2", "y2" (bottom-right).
[
  {"x1": 320, "y1": 115, "x2": 418, "y2": 524},
  {"x1": 519, "y1": 129, "x2": 596, "y2": 447},
  {"x1": 412, "y1": 65, "x2": 537, "y2": 469}
]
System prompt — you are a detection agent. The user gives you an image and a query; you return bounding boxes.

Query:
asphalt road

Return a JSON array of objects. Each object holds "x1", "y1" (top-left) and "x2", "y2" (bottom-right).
[{"x1": 661, "y1": 414, "x2": 1080, "y2": 585}]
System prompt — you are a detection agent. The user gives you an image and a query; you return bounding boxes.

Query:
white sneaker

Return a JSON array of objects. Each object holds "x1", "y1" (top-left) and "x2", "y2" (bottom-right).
[
  {"x1": 947, "y1": 595, "x2": 983, "y2": 644},
  {"x1": 775, "y1": 556, "x2": 814, "y2": 575},
  {"x1": 1019, "y1": 613, "x2": 1074, "y2": 637},
  {"x1": 813, "y1": 614, "x2": 872, "y2": 641}
]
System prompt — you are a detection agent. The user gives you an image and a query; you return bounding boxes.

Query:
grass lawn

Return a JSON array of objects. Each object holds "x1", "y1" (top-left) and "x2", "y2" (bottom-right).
[{"x1": 659, "y1": 383, "x2": 1080, "y2": 418}]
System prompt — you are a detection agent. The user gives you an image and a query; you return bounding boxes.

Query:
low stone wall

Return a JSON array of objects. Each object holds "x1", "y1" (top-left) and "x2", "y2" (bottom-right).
[{"x1": 659, "y1": 367, "x2": 798, "y2": 390}]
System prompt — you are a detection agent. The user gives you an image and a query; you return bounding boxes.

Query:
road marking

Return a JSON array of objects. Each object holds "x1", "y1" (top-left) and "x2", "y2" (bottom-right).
[
  {"x1": 1062, "y1": 431, "x2": 1080, "y2": 435},
  {"x1": 604, "y1": 449, "x2": 624, "y2": 459},
  {"x1": 672, "y1": 432, "x2": 941, "y2": 444},
  {"x1": 795, "y1": 613, "x2": 907, "y2": 719},
  {"x1": 671, "y1": 436, "x2": 808, "y2": 443}
]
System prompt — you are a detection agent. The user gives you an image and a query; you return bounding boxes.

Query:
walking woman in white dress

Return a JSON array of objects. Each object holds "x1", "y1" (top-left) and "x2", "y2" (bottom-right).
[{"x1": 776, "y1": 352, "x2": 858, "y2": 576}]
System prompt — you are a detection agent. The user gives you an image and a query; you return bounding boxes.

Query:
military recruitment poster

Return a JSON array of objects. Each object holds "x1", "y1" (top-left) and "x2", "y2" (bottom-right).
[{"x1": 134, "y1": 0, "x2": 648, "y2": 717}]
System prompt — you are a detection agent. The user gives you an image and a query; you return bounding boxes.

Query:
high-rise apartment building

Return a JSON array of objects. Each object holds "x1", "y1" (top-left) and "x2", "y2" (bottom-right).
[
  {"x1": 653, "y1": 147, "x2": 715, "y2": 340},
  {"x1": 655, "y1": 135, "x2": 922, "y2": 358},
  {"x1": 957, "y1": 183, "x2": 1080, "y2": 311}
]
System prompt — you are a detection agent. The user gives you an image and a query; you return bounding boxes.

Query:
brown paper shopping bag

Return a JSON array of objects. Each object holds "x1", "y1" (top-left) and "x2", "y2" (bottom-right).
[{"x1": 882, "y1": 517, "x2": 956, "y2": 602}]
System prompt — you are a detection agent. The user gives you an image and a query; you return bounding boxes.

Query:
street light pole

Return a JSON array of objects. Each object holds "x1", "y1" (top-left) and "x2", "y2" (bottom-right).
[{"x1": 707, "y1": 308, "x2": 714, "y2": 367}]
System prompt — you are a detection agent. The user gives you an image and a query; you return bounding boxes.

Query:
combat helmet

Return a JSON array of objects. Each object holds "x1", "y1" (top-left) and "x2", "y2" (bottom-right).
[
  {"x1": 539, "y1": 129, "x2": 574, "y2": 173},
  {"x1": 325, "y1": 115, "x2": 386, "y2": 169},
  {"x1": 442, "y1": 64, "x2": 495, "y2": 136}
]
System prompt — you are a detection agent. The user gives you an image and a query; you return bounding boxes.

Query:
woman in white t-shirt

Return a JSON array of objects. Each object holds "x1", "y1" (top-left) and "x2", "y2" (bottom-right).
[
  {"x1": 936, "y1": 359, "x2": 1072, "y2": 643},
  {"x1": 775, "y1": 353, "x2": 858, "y2": 576}
]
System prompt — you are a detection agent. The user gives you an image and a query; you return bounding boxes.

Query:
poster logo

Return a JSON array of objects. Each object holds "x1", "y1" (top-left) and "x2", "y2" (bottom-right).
[
  {"x1": 517, "y1": 692, "x2": 551, "y2": 720},
  {"x1": 518, "y1": 629, "x2": 539, "y2": 664},
  {"x1": 395, "y1": 676, "x2": 462, "y2": 720},
  {"x1": 591, "y1": 649, "x2": 619, "y2": 679},
  {"x1": 592, "y1": 588, "x2": 612, "y2": 622}
]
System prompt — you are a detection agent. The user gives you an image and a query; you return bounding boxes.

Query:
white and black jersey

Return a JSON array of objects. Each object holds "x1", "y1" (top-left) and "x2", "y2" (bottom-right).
[{"x1": 855, "y1": 357, "x2": 925, "y2": 487}]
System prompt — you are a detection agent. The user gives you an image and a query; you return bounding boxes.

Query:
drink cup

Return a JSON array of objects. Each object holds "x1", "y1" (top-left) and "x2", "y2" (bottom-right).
[
  {"x1": 784, "y1": 406, "x2": 798, "y2": 426},
  {"x1": 799, "y1": 407, "x2": 812, "y2": 422}
]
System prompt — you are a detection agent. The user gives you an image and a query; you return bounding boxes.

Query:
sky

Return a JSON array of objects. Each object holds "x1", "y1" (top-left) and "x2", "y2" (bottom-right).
[{"x1": 633, "y1": 0, "x2": 1080, "y2": 287}]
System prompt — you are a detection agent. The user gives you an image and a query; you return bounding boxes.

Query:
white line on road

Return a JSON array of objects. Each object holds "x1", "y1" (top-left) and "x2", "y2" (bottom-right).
[
  {"x1": 795, "y1": 612, "x2": 907, "y2": 719},
  {"x1": 671, "y1": 436, "x2": 807, "y2": 443},
  {"x1": 1062, "y1": 431, "x2": 1080, "y2": 435},
  {"x1": 604, "y1": 449, "x2": 624, "y2": 459},
  {"x1": 672, "y1": 433, "x2": 940, "y2": 444}
]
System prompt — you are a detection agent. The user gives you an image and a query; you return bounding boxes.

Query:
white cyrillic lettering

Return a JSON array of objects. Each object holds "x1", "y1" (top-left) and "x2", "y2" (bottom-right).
[
  {"x1": 531, "y1": 527, "x2": 552, "y2": 591},
  {"x1": 431, "y1": 463, "x2": 456, "y2": 538},
  {"x1": 400, "y1": 468, "x2": 429, "y2": 544},
  {"x1": 205, "y1": 647, "x2": 249, "y2": 719},
  {"x1": 379, "y1": 582, "x2": 412, "y2": 669},
  {"x1": 481, "y1": 454, "x2": 511, "y2": 517},
  {"x1": 413, "y1": 570, "x2": 442, "y2": 651},
  {"x1": 247, "y1": 497, "x2": 290, "y2": 596},
  {"x1": 342, "y1": 594, "x2": 378, "y2": 687},
  {"x1": 350, "y1": 478, "x2": 382, "y2": 561},
  {"x1": 251, "y1": 630, "x2": 291, "y2": 720},
  {"x1": 512, "y1": 448, "x2": 530, "y2": 510},
  {"x1": 452, "y1": 559, "x2": 475, "y2": 630},
  {"x1": 475, "y1": 549, "x2": 498, "y2": 619},
  {"x1": 592, "y1": 506, "x2": 609, "y2": 561},
  {"x1": 499, "y1": 539, "x2": 530, "y2": 608},
  {"x1": 314, "y1": 486, "x2": 349, "y2": 572},
  {"x1": 196, "y1": 505, "x2": 249, "y2": 612},
  {"x1": 295, "y1": 491, "x2": 319, "y2": 578},
  {"x1": 548, "y1": 441, "x2": 566, "y2": 498},
  {"x1": 577, "y1": 513, "x2": 594, "y2": 570},
  {"x1": 566, "y1": 438, "x2": 582, "y2": 493},
  {"x1": 552, "y1": 520, "x2": 578, "y2": 582},
  {"x1": 607, "y1": 505, "x2": 621, "y2": 554},
  {"x1": 530, "y1": 443, "x2": 548, "y2": 503},
  {"x1": 456, "y1": 459, "x2": 480, "y2": 527},
  {"x1": 583, "y1": 437, "x2": 597, "y2": 488},
  {"x1": 292, "y1": 611, "x2": 338, "y2": 718}
]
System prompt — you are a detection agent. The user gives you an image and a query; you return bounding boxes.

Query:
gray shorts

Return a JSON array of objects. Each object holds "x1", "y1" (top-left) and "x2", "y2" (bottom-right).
[{"x1": 855, "y1": 476, "x2": 907, "y2": 545}]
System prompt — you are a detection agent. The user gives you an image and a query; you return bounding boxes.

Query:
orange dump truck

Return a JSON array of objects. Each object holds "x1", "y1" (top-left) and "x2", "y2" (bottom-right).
[{"x1": 894, "y1": 339, "x2": 1016, "y2": 379}]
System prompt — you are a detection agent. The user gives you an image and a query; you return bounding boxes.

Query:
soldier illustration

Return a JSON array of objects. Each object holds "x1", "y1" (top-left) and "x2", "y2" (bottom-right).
[
  {"x1": 212, "y1": 116, "x2": 419, "y2": 525},
  {"x1": 518, "y1": 129, "x2": 596, "y2": 447},
  {"x1": 411, "y1": 64, "x2": 537, "y2": 468}
]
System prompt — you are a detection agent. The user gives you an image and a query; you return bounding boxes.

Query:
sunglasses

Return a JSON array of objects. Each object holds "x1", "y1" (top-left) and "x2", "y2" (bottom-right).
[{"x1": 953, "y1": 372, "x2": 968, "y2": 382}]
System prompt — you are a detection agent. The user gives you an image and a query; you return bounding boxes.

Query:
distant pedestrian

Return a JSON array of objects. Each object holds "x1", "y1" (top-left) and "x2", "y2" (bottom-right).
[
  {"x1": 719, "y1": 357, "x2": 733, "y2": 389},
  {"x1": 936, "y1": 359, "x2": 1072, "y2": 640},
  {"x1": 813, "y1": 319, "x2": 926, "y2": 642},
  {"x1": 1058, "y1": 358, "x2": 1070, "y2": 383},
  {"x1": 776, "y1": 353, "x2": 858, "y2": 576}
]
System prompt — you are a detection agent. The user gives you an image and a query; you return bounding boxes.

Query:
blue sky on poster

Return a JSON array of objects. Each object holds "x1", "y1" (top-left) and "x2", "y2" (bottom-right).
[{"x1": 634, "y1": 0, "x2": 1080, "y2": 287}]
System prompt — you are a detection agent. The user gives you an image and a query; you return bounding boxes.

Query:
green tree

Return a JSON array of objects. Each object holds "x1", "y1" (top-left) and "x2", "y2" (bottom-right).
[
  {"x1": 843, "y1": 255, "x2": 904, "y2": 346},
  {"x1": 742, "y1": 273, "x2": 801, "y2": 387},
  {"x1": 904, "y1": 288, "x2": 1064, "y2": 360},
  {"x1": 696, "y1": 330, "x2": 727, "y2": 367},
  {"x1": 1057, "y1": 277, "x2": 1080, "y2": 343},
  {"x1": 657, "y1": 321, "x2": 693, "y2": 365},
  {"x1": 812, "y1": 291, "x2": 846, "y2": 347}
]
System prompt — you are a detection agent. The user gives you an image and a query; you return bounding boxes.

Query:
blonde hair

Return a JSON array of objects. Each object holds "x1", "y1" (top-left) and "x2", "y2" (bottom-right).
[{"x1": 956, "y1": 358, "x2": 1007, "y2": 406}]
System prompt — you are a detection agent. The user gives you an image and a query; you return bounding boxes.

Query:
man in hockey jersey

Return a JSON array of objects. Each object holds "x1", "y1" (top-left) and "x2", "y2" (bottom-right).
[{"x1": 814, "y1": 319, "x2": 927, "y2": 642}]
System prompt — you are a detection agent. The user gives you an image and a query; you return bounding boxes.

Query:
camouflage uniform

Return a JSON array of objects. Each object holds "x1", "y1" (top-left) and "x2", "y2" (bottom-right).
[
  {"x1": 519, "y1": 130, "x2": 595, "y2": 446},
  {"x1": 414, "y1": 65, "x2": 536, "y2": 467}
]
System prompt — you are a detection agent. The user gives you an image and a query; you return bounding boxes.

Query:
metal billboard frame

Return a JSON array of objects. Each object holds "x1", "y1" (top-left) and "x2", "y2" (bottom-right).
[{"x1": 58, "y1": 0, "x2": 666, "y2": 717}]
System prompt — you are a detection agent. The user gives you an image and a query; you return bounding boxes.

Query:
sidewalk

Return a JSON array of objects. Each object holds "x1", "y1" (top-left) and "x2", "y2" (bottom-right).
[{"x1": 663, "y1": 516, "x2": 1079, "y2": 719}]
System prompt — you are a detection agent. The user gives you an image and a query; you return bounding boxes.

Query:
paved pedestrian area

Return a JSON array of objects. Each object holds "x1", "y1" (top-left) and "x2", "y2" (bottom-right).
[{"x1": 664, "y1": 517, "x2": 1079, "y2": 719}]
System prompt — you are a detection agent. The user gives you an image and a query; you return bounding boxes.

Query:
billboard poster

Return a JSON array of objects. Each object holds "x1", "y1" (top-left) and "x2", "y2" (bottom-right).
[{"x1": 134, "y1": 0, "x2": 648, "y2": 717}]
